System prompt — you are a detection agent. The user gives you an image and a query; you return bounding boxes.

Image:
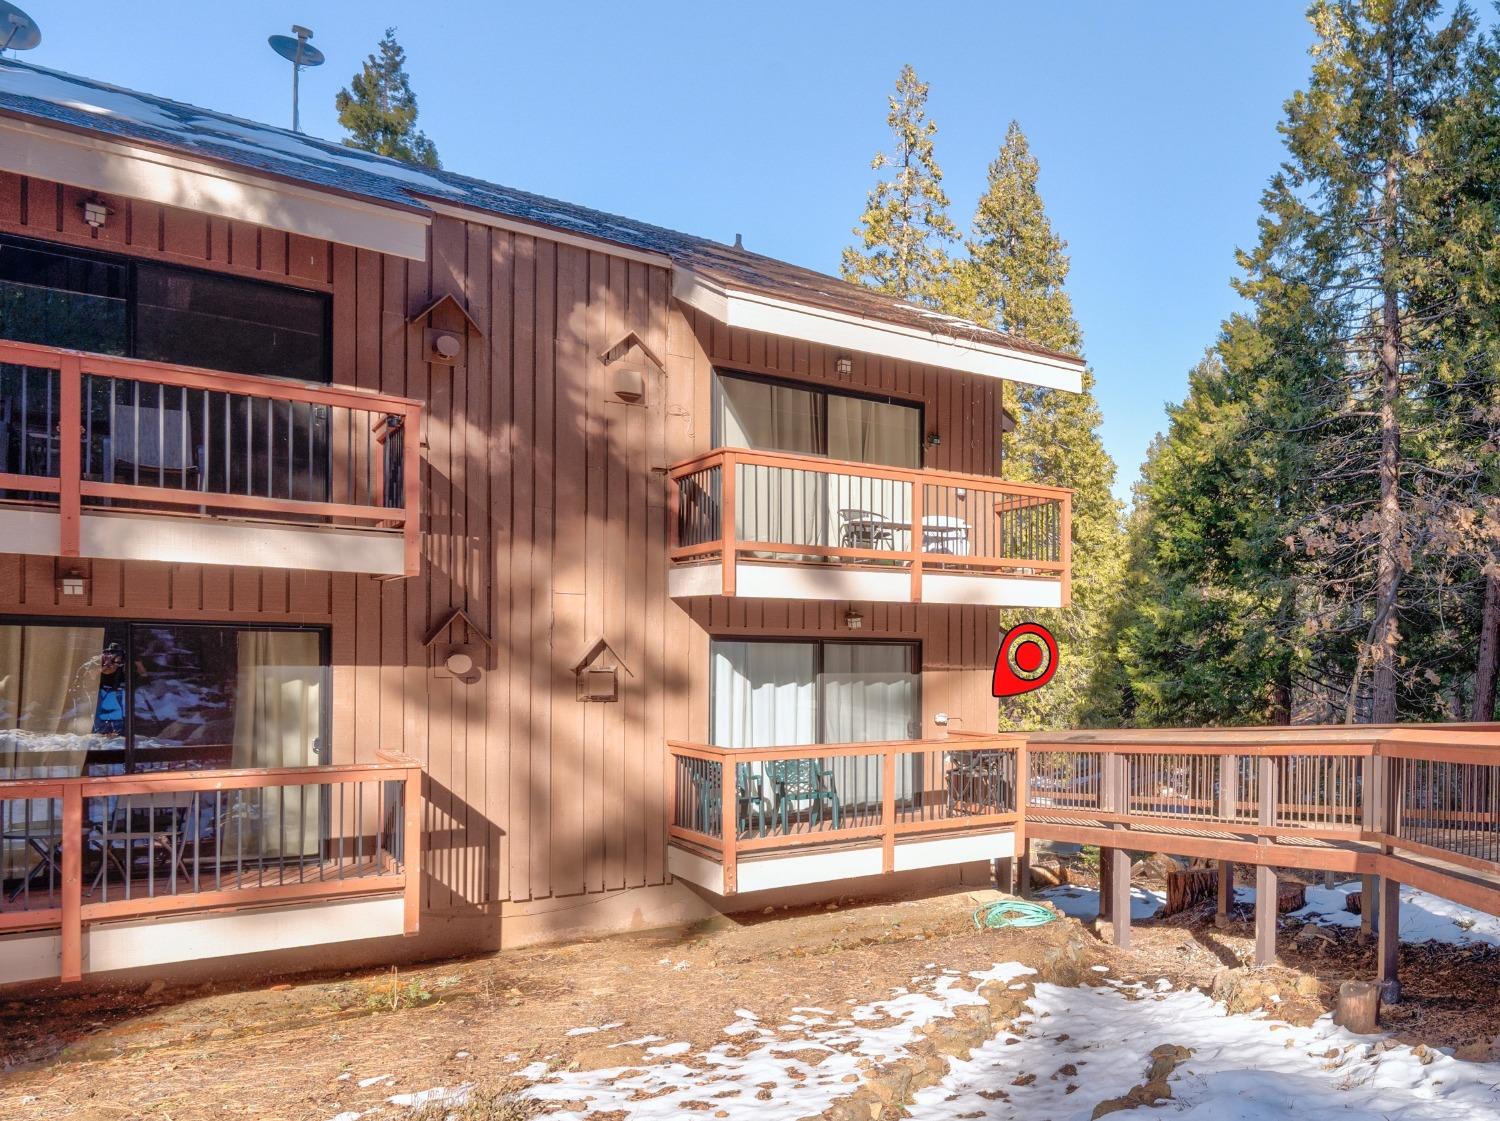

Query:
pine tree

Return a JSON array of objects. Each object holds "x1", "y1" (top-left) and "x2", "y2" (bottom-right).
[
  {"x1": 938, "y1": 121, "x2": 1124, "y2": 729},
  {"x1": 1233, "y1": 0, "x2": 1480, "y2": 721},
  {"x1": 842, "y1": 65, "x2": 958, "y2": 305},
  {"x1": 335, "y1": 28, "x2": 441, "y2": 168}
]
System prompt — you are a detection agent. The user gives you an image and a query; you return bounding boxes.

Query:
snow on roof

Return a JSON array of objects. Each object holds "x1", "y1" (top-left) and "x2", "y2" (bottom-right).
[{"x1": 0, "y1": 59, "x2": 1083, "y2": 368}]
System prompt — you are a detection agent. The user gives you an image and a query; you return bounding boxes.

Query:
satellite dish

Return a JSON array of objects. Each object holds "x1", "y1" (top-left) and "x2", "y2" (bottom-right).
[
  {"x1": 0, "y1": 1, "x2": 41, "y2": 53},
  {"x1": 267, "y1": 25, "x2": 324, "y2": 133}
]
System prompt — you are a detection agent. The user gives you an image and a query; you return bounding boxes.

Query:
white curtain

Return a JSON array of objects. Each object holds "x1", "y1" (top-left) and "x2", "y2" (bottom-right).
[
  {"x1": 0, "y1": 625, "x2": 107, "y2": 878},
  {"x1": 820, "y1": 644, "x2": 920, "y2": 743},
  {"x1": 231, "y1": 630, "x2": 322, "y2": 858},
  {"x1": 710, "y1": 641, "x2": 817, "y2": 748},
  {"x1": 720, "y1": 377, "x2": 828, "y2": 553}
]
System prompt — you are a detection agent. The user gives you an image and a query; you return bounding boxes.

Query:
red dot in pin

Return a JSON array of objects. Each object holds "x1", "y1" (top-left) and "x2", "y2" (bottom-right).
[{"x1": 1014, "y1": 640, "x2": 1044, "y2": 674}]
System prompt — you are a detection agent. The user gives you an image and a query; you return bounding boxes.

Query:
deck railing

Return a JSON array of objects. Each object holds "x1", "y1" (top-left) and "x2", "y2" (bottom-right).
[
  {"x1": 0, "y1": 339, "x2": 423, "y2": 576},
  {"x1": 0, "y1": 752, "x2": 423, "y2": 982},
  {"x1": 668, "y1": 733, "x2": 1023, "y2": 893},
  {"x1": 668, "y1": 449, "x2": 1071, "y2": 602}
]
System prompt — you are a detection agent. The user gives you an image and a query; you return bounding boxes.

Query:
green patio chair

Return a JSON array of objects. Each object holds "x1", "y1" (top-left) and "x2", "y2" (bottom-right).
[
  {"x1": 693, "y1": 763, "x2": 772, "y2": 838},
  {"x1": 768, "y1": 759, "x2": 840, "y2": 834}
]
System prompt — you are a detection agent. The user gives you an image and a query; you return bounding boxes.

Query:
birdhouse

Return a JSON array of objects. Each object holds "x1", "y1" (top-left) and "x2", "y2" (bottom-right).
[
  {"x1": 423, "y1": 607, "x2": 492, "y2": 684},
  {"x1": 408, "y1": 293, "x2": 484, "y2": 366},
  {"x1": 574, "y1": 637, "x2": 633, "y2": 702},
  {"x1": 599, "y1": 331, "x2": 665, "y2": 406}
]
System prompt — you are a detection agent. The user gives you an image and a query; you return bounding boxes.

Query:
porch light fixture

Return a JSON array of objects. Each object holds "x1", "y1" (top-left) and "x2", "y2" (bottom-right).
[
  {"x1": 926, "y1": 432, "x2": 942, "y2": 448},
  {"x1": 59, "y1": 572, "x2": 87, "y2": 597},
  {"x1": 81, "y1": 199, "x2": 110, "y2": 229},
  {"x1": 844, "y1": 608, "x2": 864, "y2": 630},
  {"x1": 835, "y1": 355, "x2": 853, "y2": 375}
]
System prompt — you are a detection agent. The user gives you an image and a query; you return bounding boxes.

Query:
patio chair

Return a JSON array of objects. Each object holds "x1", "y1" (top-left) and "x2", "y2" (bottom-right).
[
  {"x1": 838, "y1": 509, "x2": 896, "y2": 551},
  {"x1": 87, "y1": 792, "x2": 202, "y2": 895},
  {"x1": 946, "y1": 751, "x2": 1014, "y2": 816},
  {"x1": 693, "y1": 763, "x2": 772, "y2": 838},
  {"x1": 767, "y1": 758, "x2": 841, "y2": 834}
]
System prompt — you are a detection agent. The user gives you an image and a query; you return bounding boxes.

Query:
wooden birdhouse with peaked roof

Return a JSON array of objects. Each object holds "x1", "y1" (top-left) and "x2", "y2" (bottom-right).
[
  {"x1": 424, "y1": 607, "x2": 493, "y2": 683},
  {"x1": 409, "y1": 292, "x2": 484, "y2": 366},
  {"x1": 574, "y1": 637, "x2": 633, "y2": 702},
  {"x1": 599, "y1": 330, "x2": 665, "y2": 405}
]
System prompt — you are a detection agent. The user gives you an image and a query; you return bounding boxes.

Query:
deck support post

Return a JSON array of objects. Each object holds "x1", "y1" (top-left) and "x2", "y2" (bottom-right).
[
  {"x1": 1360, "y1": 873, "x2": 1380, "y2": 938},
  {"x1": 1377, "y1": 876, "x2": 1401, "y2": 1002},
  {"x1": 1098, "y1": 845, "x2": 1114, "y2": 922},
  {"x1": 1109, "y1": 847, "x2": 1132, "y2": 950},
  {"x1": 1215, "y1": 860, "x2": 1232, "y2": 929},
  {"x1": 1018, "y1": 838, "x2": 1032, "y2": 897},
  {"x1": 992, "y1": 857, "x2": 1014, "y2": 894},
  {"x1": 1254, "y1": 864, "x2": 1277, "y2": 967},
  {"x1": 60, "y1": 782, "x2": 83, "y2": 982}
]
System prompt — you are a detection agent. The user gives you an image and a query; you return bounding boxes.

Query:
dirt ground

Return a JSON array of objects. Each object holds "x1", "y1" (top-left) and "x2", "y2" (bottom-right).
[{"x1": 0, "y1": 871, "x2": 1496, "y2": 1121}]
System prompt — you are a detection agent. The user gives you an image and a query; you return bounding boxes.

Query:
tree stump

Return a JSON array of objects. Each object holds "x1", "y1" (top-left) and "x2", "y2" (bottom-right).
[
  {"x1": 1345, "y1": 891, "x2": 1363, "y2": 915},
  {"x1": 1276, "y1": 882, "x2": 1306, "y2": 913},
  {"x1": 1165, "y1": 868, "x2": 1218, "y2": 915},
  {"x1": 1333, "y1": 980, "x2": 1380, "y2": 1033}
]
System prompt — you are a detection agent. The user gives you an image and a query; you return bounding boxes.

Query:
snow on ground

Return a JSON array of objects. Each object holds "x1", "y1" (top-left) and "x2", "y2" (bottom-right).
[
  {"x1": 1037, "y1": 884, "x2": 1167, "y2": 920},
  {"x1": 908, "y1": 979, "x2": 1500, "y2": 1121},
  {"x1": 1290, "y1": 882, "x2": 1500, "y2": 947},
  {"x1": 518, "y1": 963, "x2": 1037, "y2": 1121}
]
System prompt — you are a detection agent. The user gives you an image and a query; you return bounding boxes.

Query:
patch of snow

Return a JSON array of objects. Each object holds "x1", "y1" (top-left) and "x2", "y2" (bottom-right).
[
  {"x1": 1283, "y1": 881, "x2": 1500, "y2": 947},
  {"x1": 909, "y1": 981, "x2": 1500, "y2": 1120},
  {"x1": 355, "y1": 1075, "x2": 392, "y2": 1088},
  {"x1": 387, "y1": 1082, "x2": 474, "y2": 1109},
  {"x1": 325, "y1": 1113, "x2": 363, "y2": 1121},
  {"x1": 522, "y1": 963, "x2": 1036, "y2": 1120},
  {"x1": 565, "y1": 1021, "x2": 624, "y2": 1037},
  {"x1": 1037, "y1": 884, "x2": 1166, "y2": 920}
]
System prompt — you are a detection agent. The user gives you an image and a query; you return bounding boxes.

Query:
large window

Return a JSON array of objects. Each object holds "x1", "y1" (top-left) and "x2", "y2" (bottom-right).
[
  {"x1": 710, "y1": 639, "x2": 921, "y2": 748},
  {"x1": 0, "y1": 620, "x2": 327, "y2": 780},
  {"x1": 715, "y1": 371, "x2": 922, "y2": 469},
  {"x1": 0, "y1": 235, "x2": 331, "y2": 383}
]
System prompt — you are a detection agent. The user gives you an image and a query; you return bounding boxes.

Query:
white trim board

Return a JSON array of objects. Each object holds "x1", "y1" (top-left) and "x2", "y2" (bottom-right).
[
  {"x1": 0, "y1": 505, "x2": 406, "y2": 575},
  {"x1": 673, "y1": 267, "x2": 1085, "y2": 393},
  {"x1": 0, "y1": 115, "x2": 430, "y2": 260},
  {"x1": 667, "y1": 560, "x2": 1065, "y2": 608}
]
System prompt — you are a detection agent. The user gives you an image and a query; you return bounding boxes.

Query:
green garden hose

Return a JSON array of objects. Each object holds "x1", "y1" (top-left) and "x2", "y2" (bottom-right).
[{"x1": 972, "y1": 899, "x2": 1058, "y2": 930}]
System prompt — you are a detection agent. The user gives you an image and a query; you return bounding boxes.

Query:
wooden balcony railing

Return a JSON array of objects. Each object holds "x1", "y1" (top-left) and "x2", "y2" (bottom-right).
[
  {"x1": 0, "y1": 339, "x2": 423, "y2": 576},
  {"x1": 0, "y1": 753, "x2": 423, "y2": 982},
  {"x1": 668, "y1": 733, "x2": 1025, "y2": 893},
  {"x1": 668, "y1": 449, "x2": 1071, "y2": 603}
]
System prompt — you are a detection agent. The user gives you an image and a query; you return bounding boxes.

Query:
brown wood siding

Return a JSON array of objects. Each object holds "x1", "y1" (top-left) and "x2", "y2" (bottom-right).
[{"x1": 0, "y1": 177, "x2": 1004, "y2": 921}]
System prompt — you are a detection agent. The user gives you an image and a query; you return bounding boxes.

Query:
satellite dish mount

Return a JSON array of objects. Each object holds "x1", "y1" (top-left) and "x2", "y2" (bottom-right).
[{"x1": 268, "y1": 25, "x2": 325, "y2": 133}]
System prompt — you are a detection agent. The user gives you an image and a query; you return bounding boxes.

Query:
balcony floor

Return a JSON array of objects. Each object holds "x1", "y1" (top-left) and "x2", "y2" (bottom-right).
[{"x1": 669, "y1": 558, "x2": 1064, "y2": 607}]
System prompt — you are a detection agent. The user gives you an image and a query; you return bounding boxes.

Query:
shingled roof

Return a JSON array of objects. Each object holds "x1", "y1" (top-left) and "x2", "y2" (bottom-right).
[{"x1": 0, "y1": 58, "x2": 1083, "y2": 370}]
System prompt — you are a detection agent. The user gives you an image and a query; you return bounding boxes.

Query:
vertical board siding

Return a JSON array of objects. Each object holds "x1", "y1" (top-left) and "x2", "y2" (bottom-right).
[{"x1": 0, "y1": 180, "x2": 1005, "y2": 927}]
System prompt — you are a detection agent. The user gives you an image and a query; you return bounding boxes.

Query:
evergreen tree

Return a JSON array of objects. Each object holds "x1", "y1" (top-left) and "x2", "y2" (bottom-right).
[
  {"x1": 939, "y1": 122, "x2": 1124, "y2": 729},
  {"x1": 842, "y1": 65, "x2": 958, "y2": 305},
  {"x1": 335, "y1": 29, "x2": 441, "y2": 168}
]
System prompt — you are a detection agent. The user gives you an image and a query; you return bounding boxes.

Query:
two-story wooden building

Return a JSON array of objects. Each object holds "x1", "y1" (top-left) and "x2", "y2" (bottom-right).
[{"x1": 0, "y1": 59, "x2": 1082, "y2": 984}]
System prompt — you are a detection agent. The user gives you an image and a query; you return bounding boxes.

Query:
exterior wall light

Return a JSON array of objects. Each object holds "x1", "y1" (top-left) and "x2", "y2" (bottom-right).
[
  {"x1": 835, "y1": 355, "x2": 853, "y2": 375},
  {"x1": 926, "y1": 432, "x2": 942, "y2": 448},
  {"x1": 844, "y1": 608, "x2": 864, "y2": 630},
  {"x1": 60, "y1": 574, "x2": 87, "y2": 597},
  {"x1": 82, "y1": 200, "x2": 110, "y2": 229}
]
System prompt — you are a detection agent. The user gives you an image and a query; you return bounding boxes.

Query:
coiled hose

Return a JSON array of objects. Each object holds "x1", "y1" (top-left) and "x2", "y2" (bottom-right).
[{"x1": 972, "y1": 899, "x2": 1058, "y2": 930}]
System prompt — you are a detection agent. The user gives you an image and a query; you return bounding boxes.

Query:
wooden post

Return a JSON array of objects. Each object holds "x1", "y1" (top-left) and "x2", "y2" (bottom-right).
[
  {"x1": 1360, "y1": 873, "x2": 1380, "y2": 937},
  {"x1": 909, "y1": 474, "x2": 924, "y2": 602},
  {"x1": 402, "y1": 768, "x2": 423, "y2": 936},
  {"x1": 720, "y1": 753, "x2": 737, "y2": 894},
  {"x1": 881, "y1": 748, "x2": 896, "y2": 874},
  {"x1": 58, "y1": 355, "x2": 82, "y2": 558},
  {"x1": 1254, "y1": 864, "x2": 1277, "y2": 967},
  {"x1": 1018, "y1": 838, "x2": 1033, "y2": 898},
  {"x1": 992, "y1": 857, "x2": 1014, "y2": 894},
  {"x1": 1334, "y1": 980, "x2": 1380, "y2": 1034},
  {"x1": 1099, "y1": 845, "x2": 1114, "y2": 922},
  {"x1": 60, "y1": 782, "x2": 83, "y2": 982},
  {"x1": 720, "y1": 452, "x2": 737, "y2": 596},
  {"x1": 1058, "y1": 492, "x2": 1072, "y2": 608},
  {"x1": 1215, "y1": 860, "x2": 1232, "y2": 929},
  {"x1": 402, "y1": 403, "x2": 422, "y2": 578},
  {"x1": 1377, "y1": 876, "x2": 1400, "y2": 1002},
  {"x1": 1110, "y1": 846, "x2": 1132, "y2": 949}
]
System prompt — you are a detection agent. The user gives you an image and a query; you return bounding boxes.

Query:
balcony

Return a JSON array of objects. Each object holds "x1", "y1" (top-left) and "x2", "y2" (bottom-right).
[
  {"x1": 666, "y1": 733, "x2": 1023, "y2": 895},
  {"x1": 0, "y1": 340, "x2": 421, "y2": 576},
  {"x1": 0, "y1": 753, "x2": 422, "y2": 983},
  {"x1": 668, "y1": 449, "x2": 1070, "y2": 606}
]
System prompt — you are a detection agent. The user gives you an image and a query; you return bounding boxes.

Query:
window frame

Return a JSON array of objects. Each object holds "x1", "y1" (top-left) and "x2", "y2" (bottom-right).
[
  {"x1": 708, "y1": 635, "x2": 923, "y2": 747},
  {"x1": 0, "y1": 233, "x2": 334, "y2": 385},
  {"x1": 0, "y1": 615, "x2": 332, "y2": 775}
]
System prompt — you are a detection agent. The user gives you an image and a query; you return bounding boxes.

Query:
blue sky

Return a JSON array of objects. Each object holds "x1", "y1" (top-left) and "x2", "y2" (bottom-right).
[{"x1": 24, "y1": 2, "x2": 1319, "y2": 502}]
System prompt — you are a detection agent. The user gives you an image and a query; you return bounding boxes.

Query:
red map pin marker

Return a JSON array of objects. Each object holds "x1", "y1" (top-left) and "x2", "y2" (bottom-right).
[{"x1": 993, "y1": 623, "x2": 1059, "y2": 698}]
